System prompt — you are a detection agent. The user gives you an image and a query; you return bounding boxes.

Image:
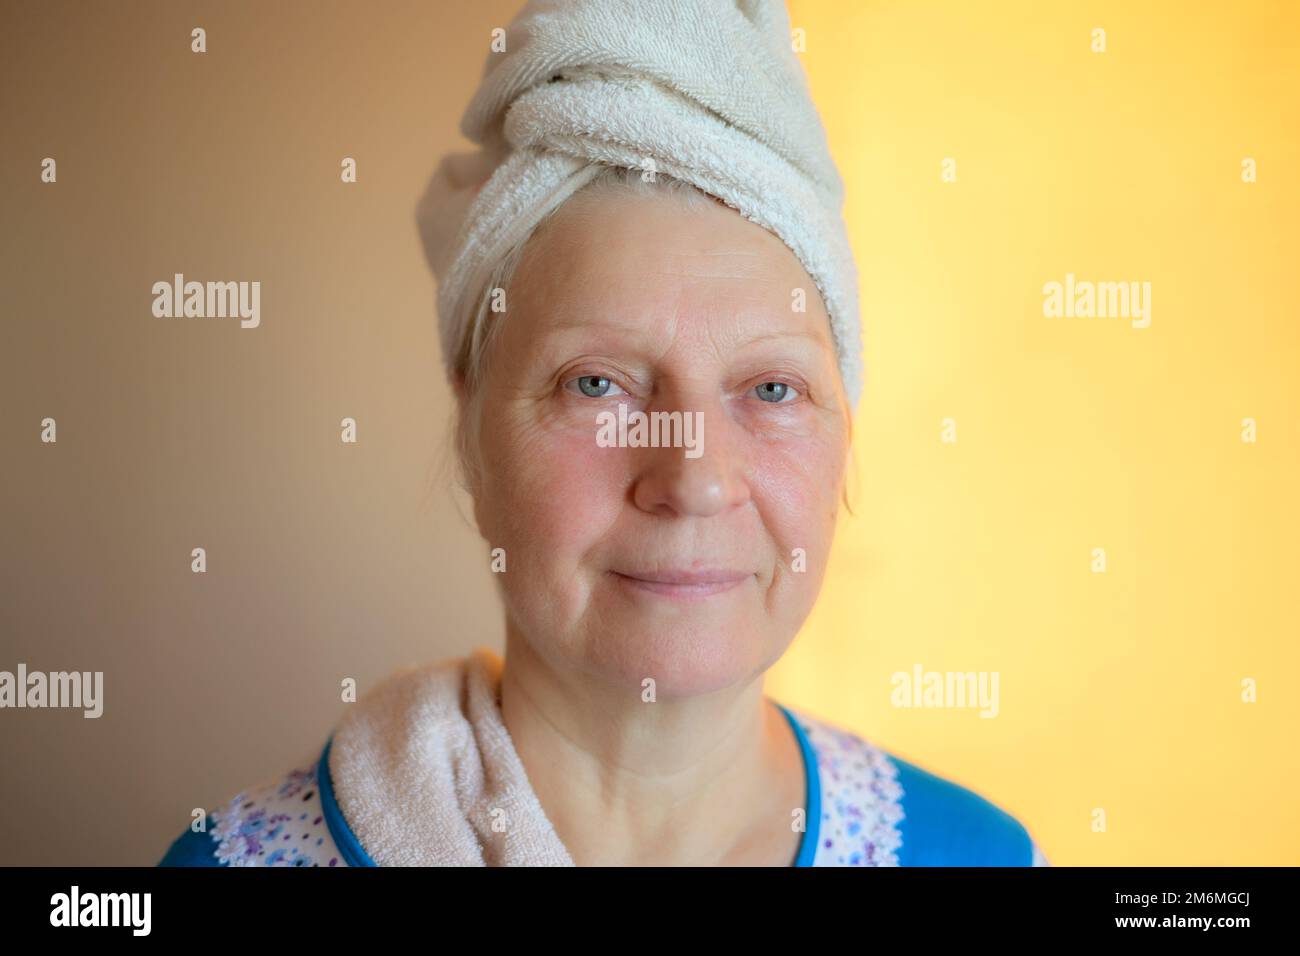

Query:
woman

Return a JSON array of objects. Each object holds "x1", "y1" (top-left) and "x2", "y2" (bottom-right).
[{"x1": 160, "y1": 0, "x2": 1046, "y2": 867}]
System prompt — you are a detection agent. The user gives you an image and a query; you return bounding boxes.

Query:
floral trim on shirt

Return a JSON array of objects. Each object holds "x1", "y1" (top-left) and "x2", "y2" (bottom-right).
[
  {"x1": 209, "y1": 757, "x2": 345, "y2": 867},
  {"x1": 789, "y1": 709, "x2": 906, "y2": 866}
]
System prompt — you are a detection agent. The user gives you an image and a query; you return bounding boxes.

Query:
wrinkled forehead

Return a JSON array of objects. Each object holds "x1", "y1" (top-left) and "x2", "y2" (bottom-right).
[{"x1": 502, "y1": 187, "x2": 835, "y2": 359}]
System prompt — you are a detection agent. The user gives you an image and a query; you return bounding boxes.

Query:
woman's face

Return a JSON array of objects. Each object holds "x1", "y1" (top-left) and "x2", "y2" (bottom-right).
[{"x1": 461, "y1": 186, "x2": 850, "y2": 698}]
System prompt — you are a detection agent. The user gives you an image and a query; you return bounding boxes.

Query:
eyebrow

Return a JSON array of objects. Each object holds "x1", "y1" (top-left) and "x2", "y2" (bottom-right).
[
  {"x1": 730, "y1": 328, "x2": 830, "y2": 348},
  {"x1": 535, "y1": 319, "x2": 827, "y2": 347}
]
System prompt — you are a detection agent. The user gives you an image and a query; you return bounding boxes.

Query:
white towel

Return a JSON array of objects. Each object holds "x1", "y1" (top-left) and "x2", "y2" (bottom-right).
[
  {"x1": 416, "y1": 0, "x2": 864, "y2": 409},
  {"x1": 327, "y1": 646, "x2": 575, "y2": 865}
]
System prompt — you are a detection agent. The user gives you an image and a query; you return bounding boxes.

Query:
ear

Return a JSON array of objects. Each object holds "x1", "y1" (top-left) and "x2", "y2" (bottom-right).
[
  {"x1": 451, "y1": 369, "x2": 469, "y2": 406},
  {"x1": 449, "y1": 370, "x2": 484, "y2": 519}
]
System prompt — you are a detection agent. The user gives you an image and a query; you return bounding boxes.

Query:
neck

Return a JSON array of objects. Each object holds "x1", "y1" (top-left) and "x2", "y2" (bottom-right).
[{"x1": 497, "y1": 624, "x2": 805, "y2": 866}]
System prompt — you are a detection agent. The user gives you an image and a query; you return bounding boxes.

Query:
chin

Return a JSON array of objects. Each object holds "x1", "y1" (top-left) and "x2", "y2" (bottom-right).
[{"x1": 577, "y1": 606, "x2": 781, "y2": 699}]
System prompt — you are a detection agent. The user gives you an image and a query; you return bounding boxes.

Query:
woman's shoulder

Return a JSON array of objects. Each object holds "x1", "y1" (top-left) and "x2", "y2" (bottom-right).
[
  {"x1": 784, "y1": 705, "x2": 1049, "y2": 867},
  {"x1": 157, "y1": 743, "x2": 349, "y2": 868}
]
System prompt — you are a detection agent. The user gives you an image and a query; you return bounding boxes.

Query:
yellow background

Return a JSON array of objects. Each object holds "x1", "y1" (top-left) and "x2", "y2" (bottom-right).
[{"x1": 770, "y1": 0, "x2": 1300, "y2": 864}]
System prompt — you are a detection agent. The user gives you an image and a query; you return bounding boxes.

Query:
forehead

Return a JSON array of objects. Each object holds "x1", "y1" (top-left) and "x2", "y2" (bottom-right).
[{"x1": 506, "y1": 187, "x2": 832, "y2": 348}]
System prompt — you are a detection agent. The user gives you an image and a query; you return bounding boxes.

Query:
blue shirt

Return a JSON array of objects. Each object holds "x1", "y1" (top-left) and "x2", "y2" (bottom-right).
[{"x1": 159, "y1": 703, "x2": 1046, "y2": 867}]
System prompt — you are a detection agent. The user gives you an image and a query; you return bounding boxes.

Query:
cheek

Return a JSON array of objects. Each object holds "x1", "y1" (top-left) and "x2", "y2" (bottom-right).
[
  {"x1": 748, "y1": 423, "x2": 845, "y2": 577},
  {"x1": 477, "y1": 412, "x2": 624, "y2": 575}
]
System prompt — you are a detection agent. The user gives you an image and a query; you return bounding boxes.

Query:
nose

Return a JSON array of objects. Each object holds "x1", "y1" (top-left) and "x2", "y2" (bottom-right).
[{"x1": 630, "y1": 397, "x2": 750, "y2": 518}]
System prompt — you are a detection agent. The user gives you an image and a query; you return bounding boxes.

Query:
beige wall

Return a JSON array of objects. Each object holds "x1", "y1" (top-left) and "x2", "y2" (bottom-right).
[{"x1": 1, "y1": 0, "x2": 524, "y2": 865}]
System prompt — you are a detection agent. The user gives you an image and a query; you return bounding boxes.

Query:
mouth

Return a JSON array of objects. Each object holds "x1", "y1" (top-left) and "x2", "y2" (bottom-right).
[{"x1": 609, "y1": 568, "x2": 753, "y2": 599}]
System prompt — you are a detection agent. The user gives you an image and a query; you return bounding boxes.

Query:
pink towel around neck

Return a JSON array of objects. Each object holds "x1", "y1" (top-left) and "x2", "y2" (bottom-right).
[{"x1": 326, "y1": 646, "x2": 574, "y2": 865}]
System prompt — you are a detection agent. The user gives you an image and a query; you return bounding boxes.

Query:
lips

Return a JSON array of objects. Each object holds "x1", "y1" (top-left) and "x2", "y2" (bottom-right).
[{"x1": 610, "y1": 568, "x2": 753, "y2": 598}]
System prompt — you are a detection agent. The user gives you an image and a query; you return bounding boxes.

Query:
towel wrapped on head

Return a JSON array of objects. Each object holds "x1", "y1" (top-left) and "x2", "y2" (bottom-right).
[{"x1": 416, "y1": 0, "x2": 863, "y2": 410}]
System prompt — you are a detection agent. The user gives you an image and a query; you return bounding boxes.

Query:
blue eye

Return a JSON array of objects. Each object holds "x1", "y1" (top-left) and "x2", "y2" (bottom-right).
[
  {"x1": 754, "y1": 381, "x2": 793, "y2": 403},
  {"x1": 567, "y1": 375, "x2": 625, "y2": 398}
]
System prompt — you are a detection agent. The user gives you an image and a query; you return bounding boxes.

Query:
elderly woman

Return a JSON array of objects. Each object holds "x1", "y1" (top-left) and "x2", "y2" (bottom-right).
[{"x1": 160, "y1": 0, "x2": 1045, "y2": 867}]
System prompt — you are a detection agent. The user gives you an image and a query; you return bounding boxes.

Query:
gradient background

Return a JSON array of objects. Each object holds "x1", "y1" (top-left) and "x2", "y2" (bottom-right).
[{"x1": 1, "y1": 0, "x2": 1296, "y2": 866}]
